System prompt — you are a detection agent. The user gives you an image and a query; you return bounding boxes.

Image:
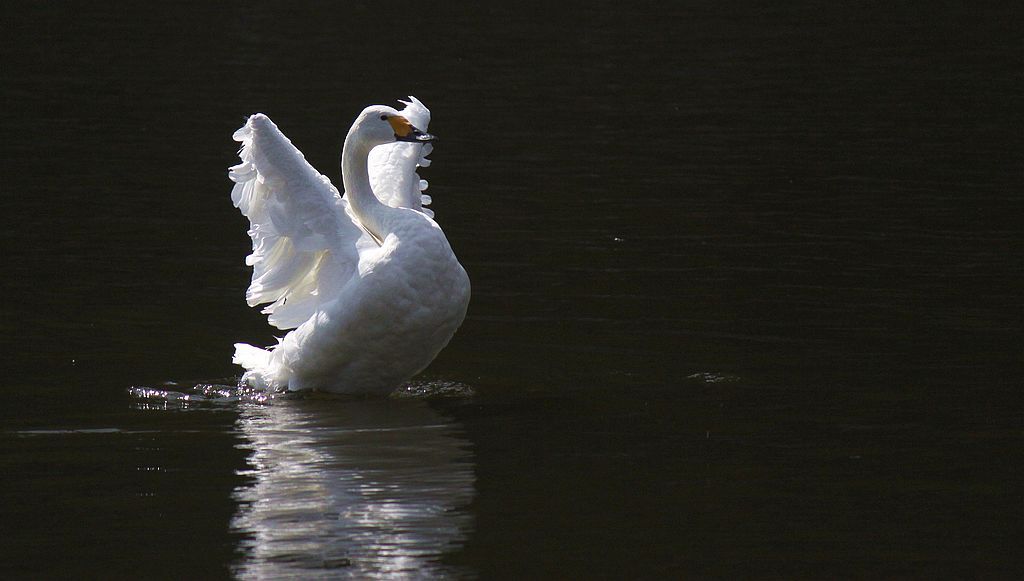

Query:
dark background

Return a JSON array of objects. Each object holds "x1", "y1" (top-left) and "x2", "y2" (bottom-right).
[{"x1": 1, "y1": 1, "x2": 1020, "y2": 578}]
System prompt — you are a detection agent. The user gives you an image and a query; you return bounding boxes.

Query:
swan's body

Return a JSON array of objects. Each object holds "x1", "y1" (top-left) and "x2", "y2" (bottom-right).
[{"x1": 228, "y1": 98, "x2": 470, "y2": 394}]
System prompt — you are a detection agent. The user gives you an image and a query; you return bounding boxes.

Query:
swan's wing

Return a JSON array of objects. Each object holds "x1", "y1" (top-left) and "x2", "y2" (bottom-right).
[
  {"x1": 368, "y1": 96, "x2": 436, "y2": 218},
  {"x1": 229, "y1": 113, "x2": 372, "y2": 330}
]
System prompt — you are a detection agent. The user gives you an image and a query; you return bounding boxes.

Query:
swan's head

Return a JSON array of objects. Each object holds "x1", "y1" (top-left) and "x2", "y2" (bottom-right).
[{"x1": 352, "y1": 105, "x2": 436, "y2": 147}]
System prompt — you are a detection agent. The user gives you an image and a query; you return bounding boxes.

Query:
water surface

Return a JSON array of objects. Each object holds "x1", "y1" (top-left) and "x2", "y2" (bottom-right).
[{"x1": 1, "y1": 1, "x2": 1020, "y2": 578}]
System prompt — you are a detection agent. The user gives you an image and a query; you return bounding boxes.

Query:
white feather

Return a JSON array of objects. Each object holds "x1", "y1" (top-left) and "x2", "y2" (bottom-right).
[
  {"x1": 230, "y1": 114, "x2": 370, "y2": 330},
  {"x1": 367, "y1": 97, "x2": 436, "y2": 216},
  {"x1": 228, "y1": 98, "x2": 470, "y2": 394}
]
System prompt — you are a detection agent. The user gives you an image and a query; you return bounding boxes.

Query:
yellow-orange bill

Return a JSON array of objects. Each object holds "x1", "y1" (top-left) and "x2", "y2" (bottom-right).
[{"x1": 387, "y1": 116, "x2": 414, "y2": 137}]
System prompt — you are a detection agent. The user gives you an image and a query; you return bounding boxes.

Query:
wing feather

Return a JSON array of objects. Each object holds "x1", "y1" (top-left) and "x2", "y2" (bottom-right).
[
  {"x1": 368, "y1": 96, "x2": 436, "y2": 218},
  {"x1": 230, "y1": 114, "x2": 369, "y2": 330}
]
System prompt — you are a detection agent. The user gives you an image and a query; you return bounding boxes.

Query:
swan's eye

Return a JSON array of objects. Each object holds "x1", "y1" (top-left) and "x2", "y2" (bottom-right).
[{"x1": 379, "y1": 114, "x2": 388, "y2": 121}]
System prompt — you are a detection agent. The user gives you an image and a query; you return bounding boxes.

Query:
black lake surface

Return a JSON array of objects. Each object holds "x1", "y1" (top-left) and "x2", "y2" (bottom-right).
[{"x1": 1, "y1": 1, "x2": 1021, "y2": 578}]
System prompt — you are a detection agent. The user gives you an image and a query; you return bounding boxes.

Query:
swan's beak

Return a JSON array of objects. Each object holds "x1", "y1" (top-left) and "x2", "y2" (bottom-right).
[
  {"x1": 398, "y1": 127, "x2": 437, "y2": 143},
  {"x1": 389, "y1": 116, "x2": 437, "y2": 143}
]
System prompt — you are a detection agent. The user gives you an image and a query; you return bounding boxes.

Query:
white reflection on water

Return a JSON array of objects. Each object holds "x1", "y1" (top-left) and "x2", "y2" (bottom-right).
[{"x1": 231, "y1": 398, "x2": 475, "y2": 579}]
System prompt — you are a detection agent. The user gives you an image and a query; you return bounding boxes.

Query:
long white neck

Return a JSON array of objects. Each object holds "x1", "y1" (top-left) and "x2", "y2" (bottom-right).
[{"x1": 341, "y1": 131, "x2": 388, "y2": 241}]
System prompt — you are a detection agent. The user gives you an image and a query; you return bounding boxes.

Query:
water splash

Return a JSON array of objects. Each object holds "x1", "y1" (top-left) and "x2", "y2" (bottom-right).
[
  {"x1": 127, "y1": 380, "x2": 275, "y2": 410},
  {"x1": 128, "y1": 378, "x2": 475, "y2": 410},
  {"x1": 390, "y1": 379, "x2": 475, "y2": 400},
  {"x1": 686, "y1": 372, "x2": 742, "y2": 384}
]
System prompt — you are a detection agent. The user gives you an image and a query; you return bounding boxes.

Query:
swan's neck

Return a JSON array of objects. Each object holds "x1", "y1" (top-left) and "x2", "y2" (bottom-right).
[{"x1": 341, "y1": 135, "x2": 387, "y2": 241}]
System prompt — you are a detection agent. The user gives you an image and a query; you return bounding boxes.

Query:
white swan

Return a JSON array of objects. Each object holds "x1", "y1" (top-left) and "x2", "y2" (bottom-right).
[{"x1": 227, "y1": 97, "x2": 470, "y2": 394}]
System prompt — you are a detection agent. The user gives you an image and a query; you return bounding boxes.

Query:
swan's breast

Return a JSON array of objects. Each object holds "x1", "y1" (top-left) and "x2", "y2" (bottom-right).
[{"x1": 375, "y1": 220, "x2": 470, "y2": 313}]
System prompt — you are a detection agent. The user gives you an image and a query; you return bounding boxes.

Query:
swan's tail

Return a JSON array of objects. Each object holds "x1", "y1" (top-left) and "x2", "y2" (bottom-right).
[{"x1": 233, "y1": 343, "x2": 286, "y2": 391}]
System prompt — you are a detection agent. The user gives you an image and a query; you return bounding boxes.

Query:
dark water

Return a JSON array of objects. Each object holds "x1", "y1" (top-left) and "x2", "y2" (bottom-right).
[{"x1": 2, "y1": 1, "x2": 1020, "y2": 578}]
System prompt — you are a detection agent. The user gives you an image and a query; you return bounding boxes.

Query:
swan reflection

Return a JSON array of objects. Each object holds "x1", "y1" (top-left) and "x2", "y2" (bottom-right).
[{"x1": 231, "y1": 398, "x2": 475, "y2": 578}]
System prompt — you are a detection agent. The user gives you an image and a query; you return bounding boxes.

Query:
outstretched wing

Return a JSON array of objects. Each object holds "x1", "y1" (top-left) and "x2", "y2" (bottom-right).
[
  {"x1": 229, "y1": 114, "x2": 371, "y2": 330},
  {"x1": 368, "y1": 96, "x2": 436, "y2": 218}
]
